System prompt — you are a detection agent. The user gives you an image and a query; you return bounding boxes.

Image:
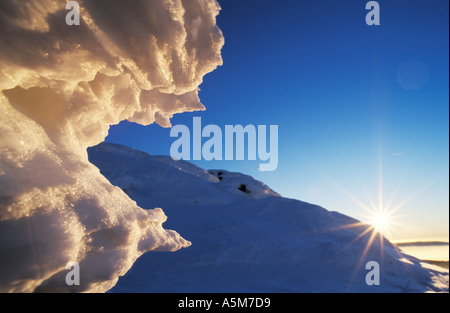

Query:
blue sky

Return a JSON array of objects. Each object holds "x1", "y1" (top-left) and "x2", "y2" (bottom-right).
[{"x1": 106, "y1": 0, "x2": 449, "y2": 242}]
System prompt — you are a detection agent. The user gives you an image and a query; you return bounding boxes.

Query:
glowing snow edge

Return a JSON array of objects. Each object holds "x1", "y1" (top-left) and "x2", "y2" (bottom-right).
[{"x1": 0, "y1": 0, "x2": 224, "y2": 292}]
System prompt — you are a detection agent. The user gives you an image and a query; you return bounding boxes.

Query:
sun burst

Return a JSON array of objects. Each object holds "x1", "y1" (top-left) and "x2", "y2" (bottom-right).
[{"x1": 369, "y1": 211, "x2": 392, "y2": 235}]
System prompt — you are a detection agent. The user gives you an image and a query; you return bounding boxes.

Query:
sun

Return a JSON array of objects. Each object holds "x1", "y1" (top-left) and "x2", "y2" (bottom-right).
[{"x1": 370, "y1": 211, "x2": 391, "y2": 234}]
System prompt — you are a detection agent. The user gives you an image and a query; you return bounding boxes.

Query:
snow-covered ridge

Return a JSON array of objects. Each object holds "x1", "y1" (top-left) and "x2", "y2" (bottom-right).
[
  {"x1": 88, "y1": 142, "x2": 449, "y2": 293},
  {"x1": 88, "y1": 142, "x2": 280, "y2": 206},
  {"x1": 207, "y1": 169, "x2": 280, "y2": 199},
  {"x1": 91, "y1": 142, "x2": 281, "y2": 201}
]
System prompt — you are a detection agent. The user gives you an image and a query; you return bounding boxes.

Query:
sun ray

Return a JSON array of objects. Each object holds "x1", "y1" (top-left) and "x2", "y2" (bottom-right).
[
  {"x1": 332, "y1": 221, "x2": 367, "y2": 231},
  {"x1": 377, "y1": 140, "x2": 384, "y2": 216},
  {"x1": 379, "y1": 232, "x2": 384, "y2": 259},
  {"x1": 384, "y1": 184, "x2": 400, "y2": 213},
  {"x1": 360, "y1": 228, "x2": 380, "y2": 264},
  {"x1": 363, "y1": 186, "x2": 378, "y2": 212},
  {"x1": 317, "y1": 142, "x2": 447, "y2": 285},
  {"x1": 320, "y1": 171, "x2": 373, "y2": 215},
  {"x1": 349, "y1": 225, "x2": 375, "y2": 245}
]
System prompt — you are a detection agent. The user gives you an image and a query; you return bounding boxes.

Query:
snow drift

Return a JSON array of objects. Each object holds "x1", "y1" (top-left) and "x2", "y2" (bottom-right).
[
  {"x1": 89, "y1": 143, "x2": 448, "y2": 293},
  {"x1": 0, "y1": 0, "x2": 223, "y2": 292}
]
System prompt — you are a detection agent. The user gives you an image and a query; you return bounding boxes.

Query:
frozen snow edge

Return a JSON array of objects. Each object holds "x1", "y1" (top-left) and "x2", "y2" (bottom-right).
[{"x1": 0, "y1": 0, "x2": 223, "y2": 293}]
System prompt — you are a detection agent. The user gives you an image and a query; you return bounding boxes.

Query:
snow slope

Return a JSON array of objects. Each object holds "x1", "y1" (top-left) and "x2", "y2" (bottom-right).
[{"x1": 88, "y1": 142, "x2": 449, "y2": 293}]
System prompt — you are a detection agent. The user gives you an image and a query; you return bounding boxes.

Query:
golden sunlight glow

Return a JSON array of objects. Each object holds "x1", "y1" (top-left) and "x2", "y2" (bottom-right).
[
  {"x1": 320, "y1": 131, "x2": 443, "y2": 285},
  {"x1": 323, "y1": 142, "x2": 413, "y2": 274},
  {"x1": 370, "y1": 211, "x2": 391, "y2": 234}
]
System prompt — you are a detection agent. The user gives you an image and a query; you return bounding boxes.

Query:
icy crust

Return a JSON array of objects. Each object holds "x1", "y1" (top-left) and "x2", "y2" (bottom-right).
[
  {"x1": 88, "y1": 143, "x2": 448, "y2": 293},
  {"x1": 0, "y1": 0, "x2": 224, "y2": 147},
  {"x1": 0, "y1": 0, "x2": 223, "y2": 292}
]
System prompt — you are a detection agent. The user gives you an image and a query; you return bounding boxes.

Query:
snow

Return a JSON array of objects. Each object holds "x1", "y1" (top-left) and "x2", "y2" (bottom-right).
[
  {"x1": 88, "y1": 142, "x2": 449, "y2": 293},
  {"x1": 0, "y1": 0, "x2": 223, "y2": 292}
]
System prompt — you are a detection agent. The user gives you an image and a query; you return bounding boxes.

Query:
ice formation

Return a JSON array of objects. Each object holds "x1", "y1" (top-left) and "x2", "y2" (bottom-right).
[{"x1": 0, "y1": 0, "x2": 224, "y2": 292}]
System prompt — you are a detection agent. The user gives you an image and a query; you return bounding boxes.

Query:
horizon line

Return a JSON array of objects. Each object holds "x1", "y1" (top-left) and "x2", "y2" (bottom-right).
[{"x1": 393, "y1": 240, "x2": 450, "y2": 247}]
